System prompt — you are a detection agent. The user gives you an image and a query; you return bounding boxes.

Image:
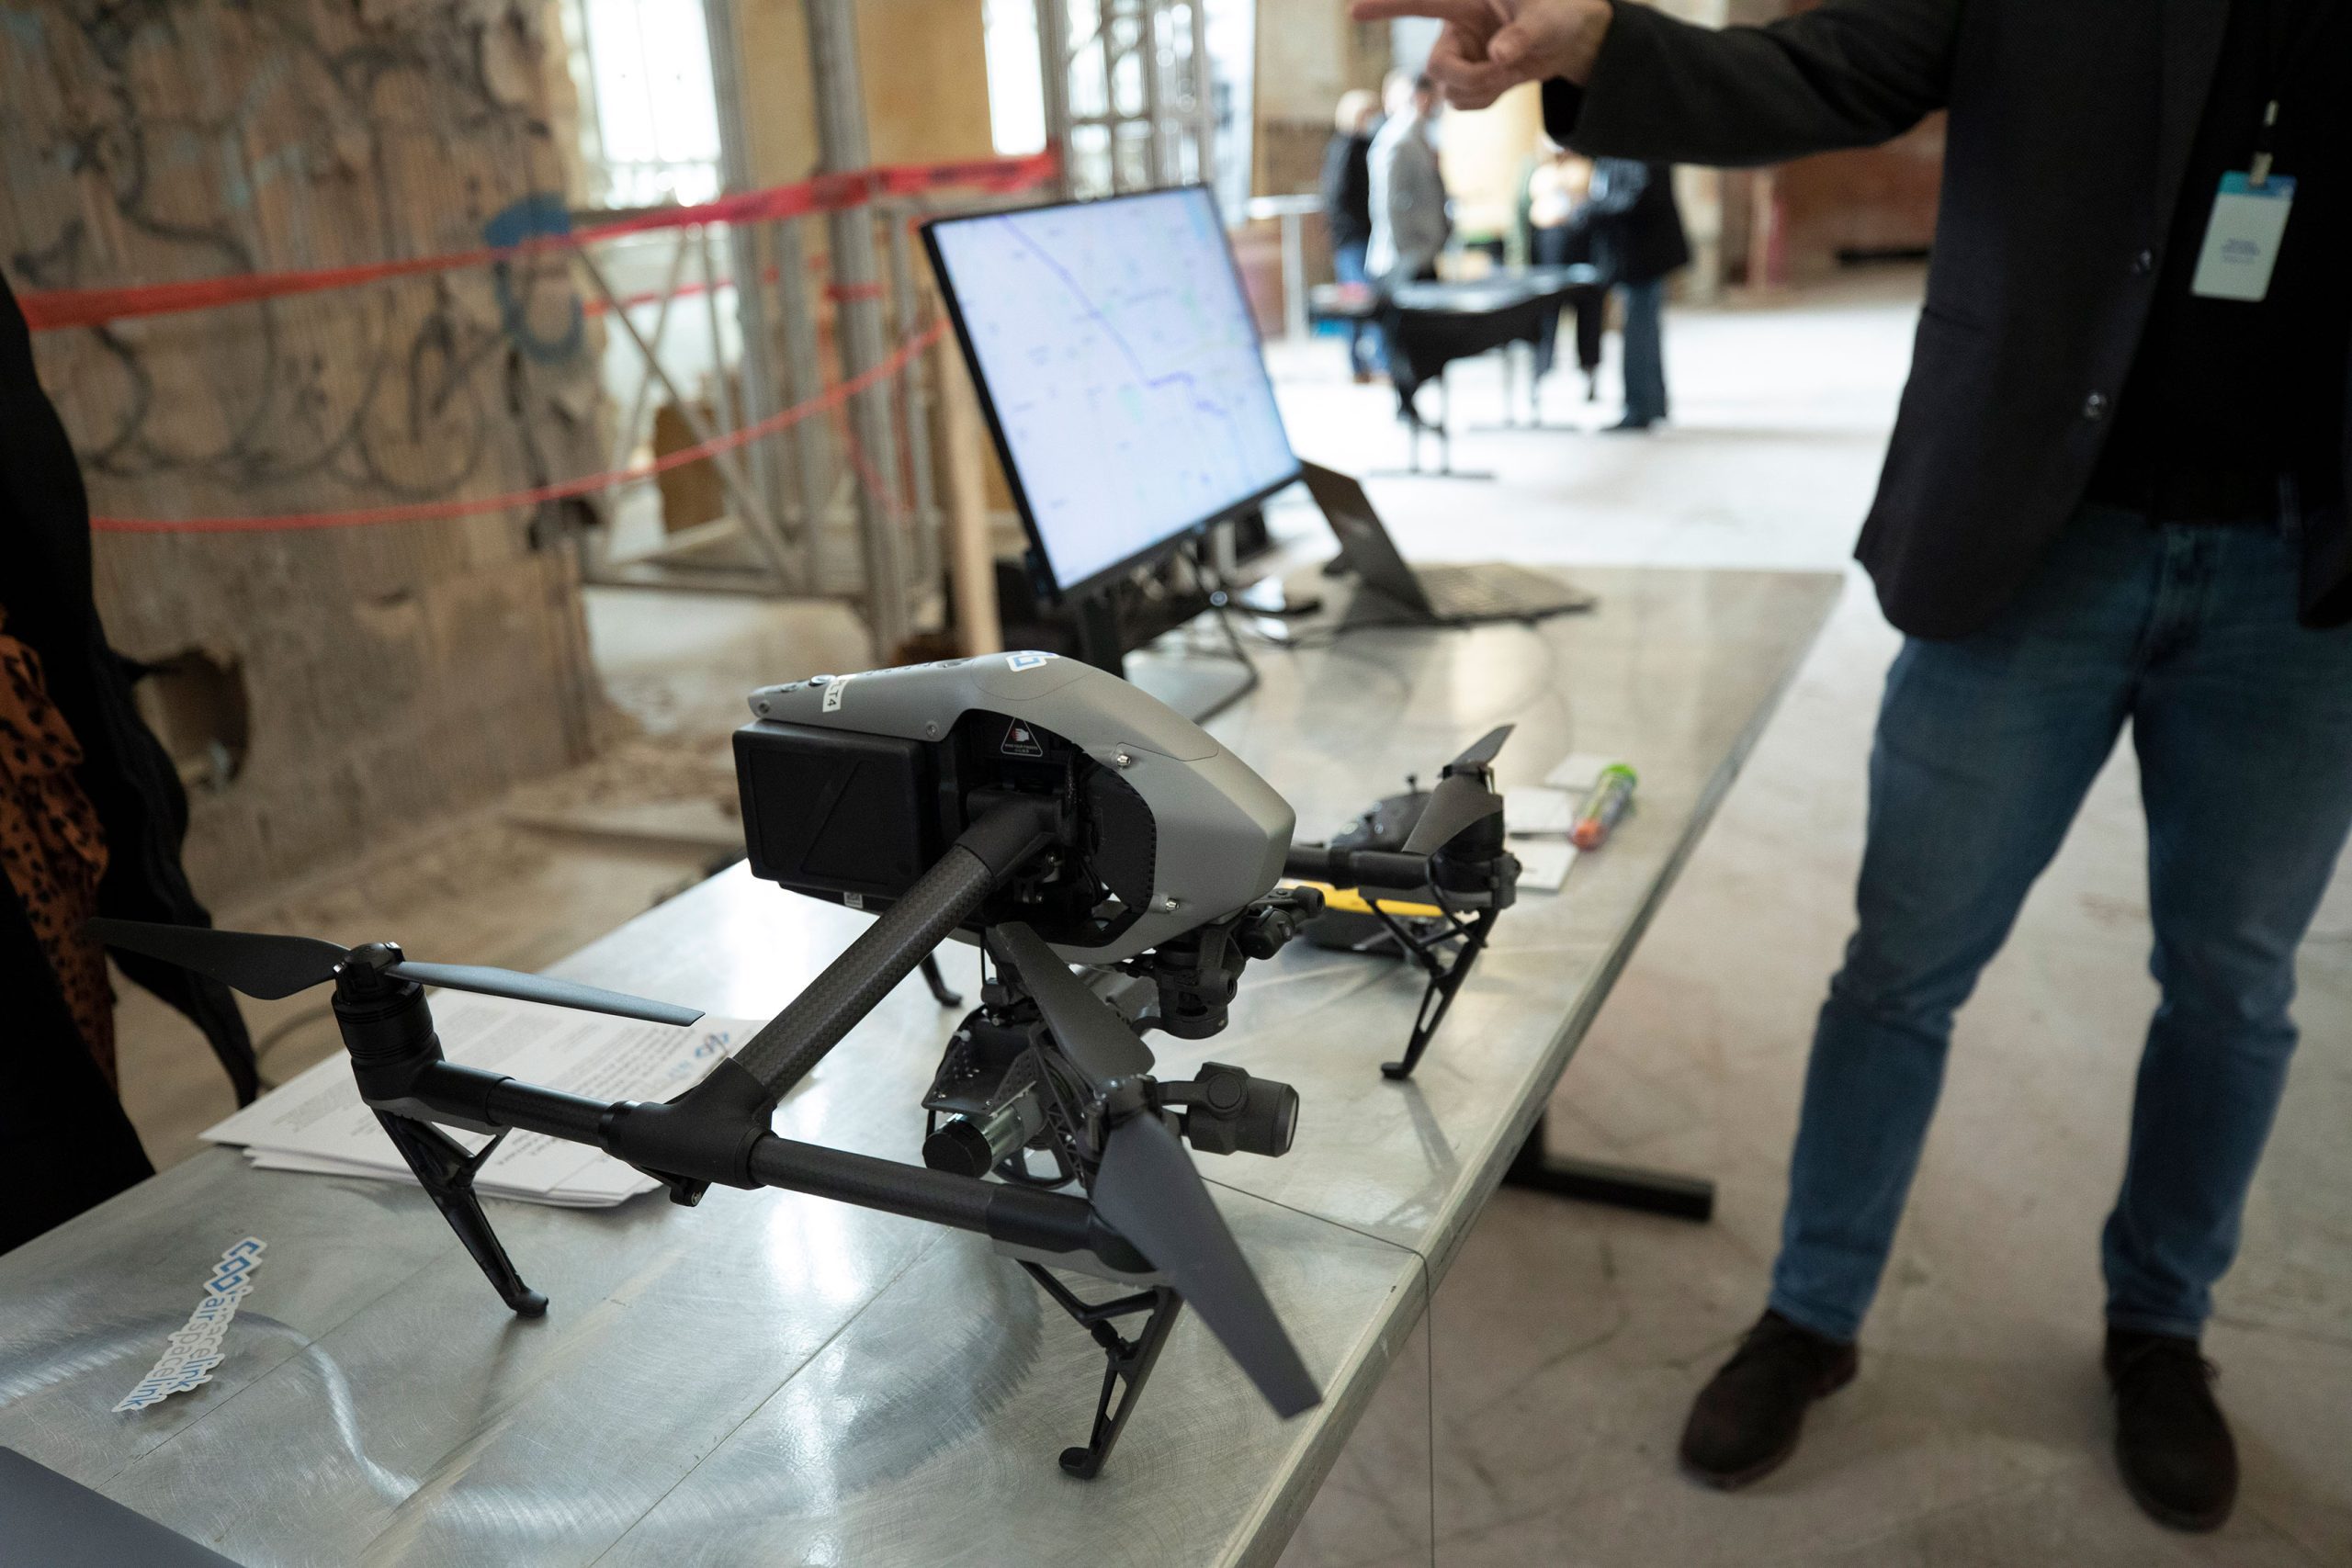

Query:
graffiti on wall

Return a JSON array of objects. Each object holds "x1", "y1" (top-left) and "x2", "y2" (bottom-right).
[{"x1": 0, "y1": 0, "x2": 598, "y2": 516}]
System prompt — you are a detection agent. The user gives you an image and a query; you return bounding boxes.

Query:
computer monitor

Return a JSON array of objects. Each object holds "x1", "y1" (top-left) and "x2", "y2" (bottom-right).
[{"x1": 922, "y1": 187, "x2": 1301, "y2": 604}]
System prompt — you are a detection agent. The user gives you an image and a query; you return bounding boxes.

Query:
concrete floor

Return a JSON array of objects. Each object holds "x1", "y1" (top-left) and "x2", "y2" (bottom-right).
[{"x1": 108, "y1": 269, "x2": 2349, "y2": 1562}]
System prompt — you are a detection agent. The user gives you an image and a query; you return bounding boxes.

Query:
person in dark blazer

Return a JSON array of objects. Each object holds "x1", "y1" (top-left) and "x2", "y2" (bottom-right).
[
  {"x1": 1575, "y1": 156, "x2": 1689, "y2": 428},
  {"x1": 0, "y1": 269, "x2": 258, "y2": 1254},
  {"x1": 1351, "y1": 0, "x2": 2349, "y2": 1531},
  {"x1": 1321, "y1": 89, "x2": 1385, "y2": 381}
]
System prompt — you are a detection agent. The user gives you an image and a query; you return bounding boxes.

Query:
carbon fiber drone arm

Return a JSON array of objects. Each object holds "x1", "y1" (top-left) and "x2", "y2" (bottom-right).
[
  {"x1": 727, "y1": 795, "x2": 1057, "y2": 1101},
  {"x1": 1282, "y1": 842, "x2": 1431, "y2": 891}
]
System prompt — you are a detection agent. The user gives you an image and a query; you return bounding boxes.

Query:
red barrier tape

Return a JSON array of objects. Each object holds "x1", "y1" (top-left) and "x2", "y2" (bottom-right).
[
  {"x1": 21, "y1": 152, "x2": 1056, "y2": 333},
  {"x1": 90, "y1": 321, "x2": 948, "y2": 535}
]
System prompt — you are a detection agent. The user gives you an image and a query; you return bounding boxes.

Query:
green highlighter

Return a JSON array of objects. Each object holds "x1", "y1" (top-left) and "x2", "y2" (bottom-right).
[{"x1": 1570, "y1": 762, "x2": 1638, "y2": 850}]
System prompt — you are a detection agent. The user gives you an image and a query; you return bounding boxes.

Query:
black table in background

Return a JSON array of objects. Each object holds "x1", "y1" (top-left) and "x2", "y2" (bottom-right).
[{"x1": 1310, "y1": 264, "x2": 1603, "y2": 477}]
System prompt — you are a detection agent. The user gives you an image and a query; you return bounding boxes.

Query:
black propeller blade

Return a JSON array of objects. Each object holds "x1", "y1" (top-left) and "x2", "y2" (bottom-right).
[
  {"x1": 86, "y1": 919, "x2": 347, "y2": 1000},
  {"x1": 1091, "y1": 1110, "x2": 1321, "y2": 1416},
  {"x1": 1399, "y1": 726, "x2": 1514, "y2": 856},
  {"x1": 995, "y1": 919, "x2": 1319, "y2": 1416},
  {"x1": 1447, "y1": 724, "x2": 1514, "y2": 773},
  {"x1": 383, "y1": 964, "x2": 705, "y2": 1027},
  {"x1": 1401, "y1": 773, "x2": 1503, "y2": 856},
  {"x1": 990, "y1": 922, "x2": 1154, "y2": 1086},
  {"x1": 88, "y1": 918, "x2": 703, "y2": 1028}
]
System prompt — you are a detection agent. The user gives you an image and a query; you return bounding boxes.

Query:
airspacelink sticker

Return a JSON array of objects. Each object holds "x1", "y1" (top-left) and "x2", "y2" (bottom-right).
[{"x1": 115, "y1": 1238, "x2": 266, "y2": 1412}]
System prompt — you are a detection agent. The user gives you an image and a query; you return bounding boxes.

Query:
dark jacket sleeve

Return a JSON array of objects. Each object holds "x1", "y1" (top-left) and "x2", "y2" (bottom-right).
[
  {"x1": 1544, "y1": 0, "x2": 1960, "y2": 167},
  {"x1": 1320, "y1": 135, "x2": 1374, "y2": 247},
  {"x1": 1318, "y1": 136, "x2": 1351, "y2": 216}
]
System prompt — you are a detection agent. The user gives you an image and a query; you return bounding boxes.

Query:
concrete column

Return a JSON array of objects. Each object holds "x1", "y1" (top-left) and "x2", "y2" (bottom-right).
[{"x1": 804, "y1": 0, "x2": 912, "y2": 657}]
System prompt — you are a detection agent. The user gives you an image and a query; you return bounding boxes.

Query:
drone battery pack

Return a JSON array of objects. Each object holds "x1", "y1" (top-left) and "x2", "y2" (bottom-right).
[{"x1": 735, "y1": 720, "x2": 944, "y2": 902}]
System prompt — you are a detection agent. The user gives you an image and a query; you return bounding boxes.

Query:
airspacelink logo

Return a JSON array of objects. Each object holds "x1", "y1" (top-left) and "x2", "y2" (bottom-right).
[{"x1": 115, "y1": 1237, "x2": 266, "y2": 1412}]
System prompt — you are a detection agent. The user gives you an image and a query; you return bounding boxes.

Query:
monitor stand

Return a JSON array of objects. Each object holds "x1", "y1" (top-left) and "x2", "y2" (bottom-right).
[{"x1": 1071, "y1": 595, "x2": 1258, "y2": 726}]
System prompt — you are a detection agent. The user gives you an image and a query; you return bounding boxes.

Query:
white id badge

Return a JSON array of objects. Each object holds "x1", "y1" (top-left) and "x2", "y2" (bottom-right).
[{"x1": 2189, "y1": 173, "x2": 2296, "y2": 300}]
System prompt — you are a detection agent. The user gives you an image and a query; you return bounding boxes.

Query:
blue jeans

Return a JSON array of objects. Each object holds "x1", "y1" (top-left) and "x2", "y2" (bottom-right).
[
  {"x1": 1618, "y1": 277, "x2": 1667, "y2": 424},
  {"x1": 1333, "y1": 240, "x2": 1383, "y2": 375},
  {"x1": 1770, "y1": 502, "x2": 2352, "y2": 1342}
]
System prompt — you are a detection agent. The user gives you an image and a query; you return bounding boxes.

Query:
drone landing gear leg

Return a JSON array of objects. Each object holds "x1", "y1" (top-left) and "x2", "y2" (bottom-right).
[
  {"x1": 373, "y1": 1111, "x2": 549, "y2": 1316},
  {"x1": 1020, "y1": 1262, "x2": 1182, "y2": 1480},
  {"x1": 918, "y1": 951, "x2": 963, "y2": 1008},
  {"x1": 1501, "y1": 1111, "x2": 1715, "y2": 1222},
  {"x1": 1378, "y1": 908, "x2": 1498, "y2": 1080}
]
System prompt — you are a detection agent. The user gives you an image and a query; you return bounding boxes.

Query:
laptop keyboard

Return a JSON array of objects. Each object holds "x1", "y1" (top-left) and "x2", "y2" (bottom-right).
[{"x1": 1416, "y1": 563, "x2": 1593, "y2": 620}]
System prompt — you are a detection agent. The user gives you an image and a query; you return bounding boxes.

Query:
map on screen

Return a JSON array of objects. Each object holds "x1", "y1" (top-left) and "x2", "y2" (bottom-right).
[{"x1": 927, "y1": 188, "x2": 1299, "y2": 593}]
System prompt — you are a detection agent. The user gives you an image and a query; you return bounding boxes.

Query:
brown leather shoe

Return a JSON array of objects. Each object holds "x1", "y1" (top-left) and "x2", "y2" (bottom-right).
[
  {"x1": 1679, "y1": 1310, "x2": 1859, "y2": 1488},
  {"x1": 2107, "y1": 1328, "x2": 2237, "y2": 1531}
]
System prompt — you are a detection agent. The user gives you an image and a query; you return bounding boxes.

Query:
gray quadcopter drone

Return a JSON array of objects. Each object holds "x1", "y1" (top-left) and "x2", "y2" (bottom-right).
[{"x1": 97, "y1": 652, "x2": 1346, "y2": 1476}]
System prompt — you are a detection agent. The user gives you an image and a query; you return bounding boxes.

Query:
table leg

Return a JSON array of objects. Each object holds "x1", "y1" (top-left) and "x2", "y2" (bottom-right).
[
  {"x1": 1501, "y1": 1111, "x2": 1714, "y2": 1222},
  {"x1": 1281, "y1": 212, "x2": 1307, "y2": 343},
  {"x1": 1369, "y1": 367, "x2": 1496, "y2": 480},
  {"x1": 1440, "y1": 374, "x2": 1452, "y2": 470},
  {"x1": 1468, "y1": 340, "x2": 1566, "y2": 434}
]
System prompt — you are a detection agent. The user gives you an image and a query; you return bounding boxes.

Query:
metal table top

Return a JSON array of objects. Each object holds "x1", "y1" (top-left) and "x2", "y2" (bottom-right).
[{"x1": 0, "y1": 565, "x2": 1840, "y2": 1567}]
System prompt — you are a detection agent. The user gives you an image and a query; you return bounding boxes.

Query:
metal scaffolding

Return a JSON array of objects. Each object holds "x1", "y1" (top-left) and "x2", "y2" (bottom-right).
[
  {"x1": 1035, "y1": 0, "x2": 1213, "y2": 199},
  {"x1": 806, "y1": 0, "x2": 913, "y2": 659},
  {"x1": 573, "y1": 0, "x2": 958, "y2": 660}
]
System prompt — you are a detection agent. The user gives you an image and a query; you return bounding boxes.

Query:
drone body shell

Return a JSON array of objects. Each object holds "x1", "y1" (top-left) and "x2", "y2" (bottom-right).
[{"x1": 746, "y1": 652, "x2": 1294, "y2": 964}]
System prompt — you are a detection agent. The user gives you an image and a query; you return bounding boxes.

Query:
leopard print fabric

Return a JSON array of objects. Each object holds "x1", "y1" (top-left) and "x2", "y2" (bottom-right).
[{"x1": 0, "y1": 609, "x2": 115, "y2": 1086}]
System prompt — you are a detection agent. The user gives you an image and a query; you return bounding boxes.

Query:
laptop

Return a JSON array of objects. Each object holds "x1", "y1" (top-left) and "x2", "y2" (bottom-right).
[
  {"x1": 0, "y1": 1448, "x2": 243, "y2": 1565},
  {"x1": 1299, "y1": 461, "x2": 1597, "y2": 625}
]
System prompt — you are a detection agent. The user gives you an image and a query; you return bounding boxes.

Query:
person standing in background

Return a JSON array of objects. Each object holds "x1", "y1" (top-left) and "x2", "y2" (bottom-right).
[
  {"x1": 1520, "y1": 138, "x2": 1606, "y2": 401},
  {"x1": 1579, "y1": 157, "x2": 1688, "y2": 431},
  {"x1": 1321, "y1": 89, "x2": 1384, "y2": 382},
  {"x1": 1367, "y1": 73, "x2": 1450, "y2": 288}
]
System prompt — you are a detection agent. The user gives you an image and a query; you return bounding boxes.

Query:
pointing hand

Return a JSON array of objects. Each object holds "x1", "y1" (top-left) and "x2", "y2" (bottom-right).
[{"x1": 1347, "y1": 0, "x2": 1613, "y2": 110}]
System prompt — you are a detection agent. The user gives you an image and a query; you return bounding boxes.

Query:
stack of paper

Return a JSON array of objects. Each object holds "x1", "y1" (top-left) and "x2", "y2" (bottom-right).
[
  {"x1": 1502, "y1": 783, "x2": 1582, "y2": 893},
  {"x1": 204, "y1": 992, "x2": 767, "y2": 1208},
  {"x1": 1504, "y1": 785, "x2": 1580, "y2": 837}
]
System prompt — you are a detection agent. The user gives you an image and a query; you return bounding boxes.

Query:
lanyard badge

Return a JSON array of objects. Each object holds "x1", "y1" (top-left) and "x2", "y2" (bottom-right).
[
  {"x1": 2189, "y1": 99, "x2": 2297, "y2": 302},
  {"x1": 2190, "y1": 172, "x2": 2296, "y2": 301}
]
